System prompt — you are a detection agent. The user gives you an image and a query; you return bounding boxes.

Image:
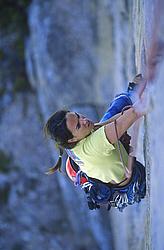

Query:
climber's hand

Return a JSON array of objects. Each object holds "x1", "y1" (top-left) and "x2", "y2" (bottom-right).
[{"x1": 133, "y1": 88, "x2": 151, "y2": 117}]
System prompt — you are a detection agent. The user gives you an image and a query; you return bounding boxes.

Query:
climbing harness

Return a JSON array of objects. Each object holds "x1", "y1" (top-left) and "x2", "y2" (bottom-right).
[{"x1": 66, "y1": 157, "x2": 146, "y2": 212}]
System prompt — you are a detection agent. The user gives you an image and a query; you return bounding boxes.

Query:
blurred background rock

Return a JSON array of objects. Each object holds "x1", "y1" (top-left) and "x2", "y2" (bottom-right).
[{"x1": 0, "y1": 0, "x2": 164, "y2": 250}]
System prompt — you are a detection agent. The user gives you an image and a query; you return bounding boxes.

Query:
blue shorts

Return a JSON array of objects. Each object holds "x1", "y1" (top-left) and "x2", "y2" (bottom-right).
[{"x1": 100, "y1": 92, "x2": 134, "y2": 122}]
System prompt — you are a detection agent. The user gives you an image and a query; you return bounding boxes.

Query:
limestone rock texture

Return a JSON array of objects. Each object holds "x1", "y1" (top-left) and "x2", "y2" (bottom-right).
[{"x1": 0, "y1": 0, "x2": 164, "y2": 249}]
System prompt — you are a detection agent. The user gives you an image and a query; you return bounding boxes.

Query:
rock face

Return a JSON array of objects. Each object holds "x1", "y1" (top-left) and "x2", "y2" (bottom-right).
[{"x1": 0, "y1": 0, "x2": 164, "y2": 249}]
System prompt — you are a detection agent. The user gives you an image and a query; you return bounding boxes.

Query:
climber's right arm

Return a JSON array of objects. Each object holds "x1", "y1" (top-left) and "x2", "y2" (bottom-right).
[{"x1": 104, "y1": 106, "x2": 142, "y2": 144}]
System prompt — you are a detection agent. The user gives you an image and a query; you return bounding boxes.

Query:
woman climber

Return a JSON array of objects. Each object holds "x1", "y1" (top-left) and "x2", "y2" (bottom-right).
[{"x1": 44, "y1": 74, "x2": 147, "y2": 211}]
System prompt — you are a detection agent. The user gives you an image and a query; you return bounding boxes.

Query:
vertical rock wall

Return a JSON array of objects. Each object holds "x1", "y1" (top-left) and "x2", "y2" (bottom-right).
[
  {"x1": 1, "y1": 0, "x2": 164, "y2": 249},
  {"x1": 111, "y1": 1, "x2": 164, "y2": 250}
]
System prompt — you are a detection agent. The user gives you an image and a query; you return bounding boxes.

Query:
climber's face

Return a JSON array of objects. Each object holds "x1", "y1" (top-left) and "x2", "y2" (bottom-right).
[{"x1": 66, "y1": 112, "x2": 94, "y2": 143}]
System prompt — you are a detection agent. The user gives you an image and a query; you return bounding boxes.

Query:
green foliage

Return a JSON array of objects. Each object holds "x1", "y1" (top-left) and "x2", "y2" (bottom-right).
[
  {"x1": 15, "y1": 39, "x2": 25, "y2": 59},
  {"x1": 0, "y1": 150, "x2": 12, "y2": 204},
  {"x1": 0, "y1": 150, "x2": 20, "y2": 173},
  {"x1": 0, "y1": 49, "x2": 5, "y2": 60},
  {"x1": 0, "y1": 150, "x2": 12, "y2": 173},
  {"x1": 0, "y1": 86, "x2": 6, "y2": 97},
  {"x1": 0, "y1": 0, "x2": 31, "y2": 33},
  {"x1": 12, "y1": 242, "x2": 24, "y2": 250},
  {"x1": 0, "y1": 184, "x2": 10, "y2": 204},
  {"x1": 0, "y1": 0, "x2": 33, "y2": 95},
  {"x1": 14, "y1": 74, "x2": 31, "y2": 93}
]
